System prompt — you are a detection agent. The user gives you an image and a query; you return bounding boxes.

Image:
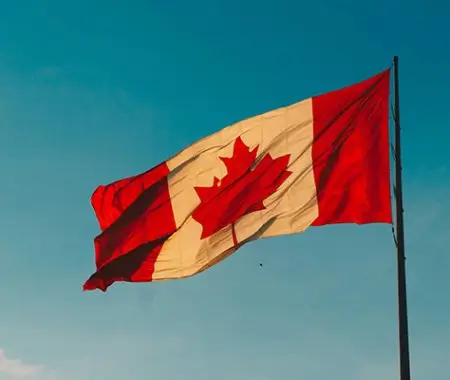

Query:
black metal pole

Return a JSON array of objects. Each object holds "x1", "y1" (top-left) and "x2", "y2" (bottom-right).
[{"x1": 393, "y1": 56, "x2": 411, "y2": 380}]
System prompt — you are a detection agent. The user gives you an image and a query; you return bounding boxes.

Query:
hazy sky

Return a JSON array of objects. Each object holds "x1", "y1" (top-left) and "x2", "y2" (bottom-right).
[{"x1": 0, "y1": 1, "x2": 449, "y2": 379}]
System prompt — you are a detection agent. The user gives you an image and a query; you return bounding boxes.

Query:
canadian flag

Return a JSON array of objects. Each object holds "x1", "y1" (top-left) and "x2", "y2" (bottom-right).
[{"x1": 84, "y1": 70, "x2": 392, "y2": 291}]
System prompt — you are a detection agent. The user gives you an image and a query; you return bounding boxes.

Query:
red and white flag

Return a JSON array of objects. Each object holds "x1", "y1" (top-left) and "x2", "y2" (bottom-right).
[{"x1": 84, "y1": 70, "x2": 392, "y2": 291}]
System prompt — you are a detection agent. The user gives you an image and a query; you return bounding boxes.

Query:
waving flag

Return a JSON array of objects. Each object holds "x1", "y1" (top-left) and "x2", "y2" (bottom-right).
[{"x1": 84, "y1": 69, "x2": 391, "y2": 291}]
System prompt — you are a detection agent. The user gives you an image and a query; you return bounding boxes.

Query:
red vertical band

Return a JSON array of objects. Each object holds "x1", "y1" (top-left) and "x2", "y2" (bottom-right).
[
  {"x1": 84, "y1": 162, "x2": 177, "y2": 291},
  {"x1": 311, "y1": 70, "x2": 392, "y2": 226}
]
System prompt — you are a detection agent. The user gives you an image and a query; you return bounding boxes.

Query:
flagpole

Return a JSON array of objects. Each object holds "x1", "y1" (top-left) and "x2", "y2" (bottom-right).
[{"x1": 393, "y1": 56, "x2": 411, "y2": 380}]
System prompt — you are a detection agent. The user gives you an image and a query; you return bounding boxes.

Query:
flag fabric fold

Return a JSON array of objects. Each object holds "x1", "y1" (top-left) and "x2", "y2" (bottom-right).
[{"x1": 84, "y1": 69, "x2": 392, "y2": 292}]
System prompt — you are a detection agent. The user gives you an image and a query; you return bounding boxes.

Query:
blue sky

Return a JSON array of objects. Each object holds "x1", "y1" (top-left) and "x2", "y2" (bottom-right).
[{"x1": 0, "y1": 1, "x2": 449, "y2": 379}]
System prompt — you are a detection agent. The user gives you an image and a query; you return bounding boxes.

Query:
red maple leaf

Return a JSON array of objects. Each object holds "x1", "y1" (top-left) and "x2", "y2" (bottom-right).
[{"x1": 192, "y1": 137, "x2": 292, "y2": 245}]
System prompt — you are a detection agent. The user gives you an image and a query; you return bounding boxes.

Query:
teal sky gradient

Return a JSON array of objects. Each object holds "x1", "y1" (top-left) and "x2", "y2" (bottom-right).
[{"x1": 0, "y1": 1, "x2": 449, "y2": 379}]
